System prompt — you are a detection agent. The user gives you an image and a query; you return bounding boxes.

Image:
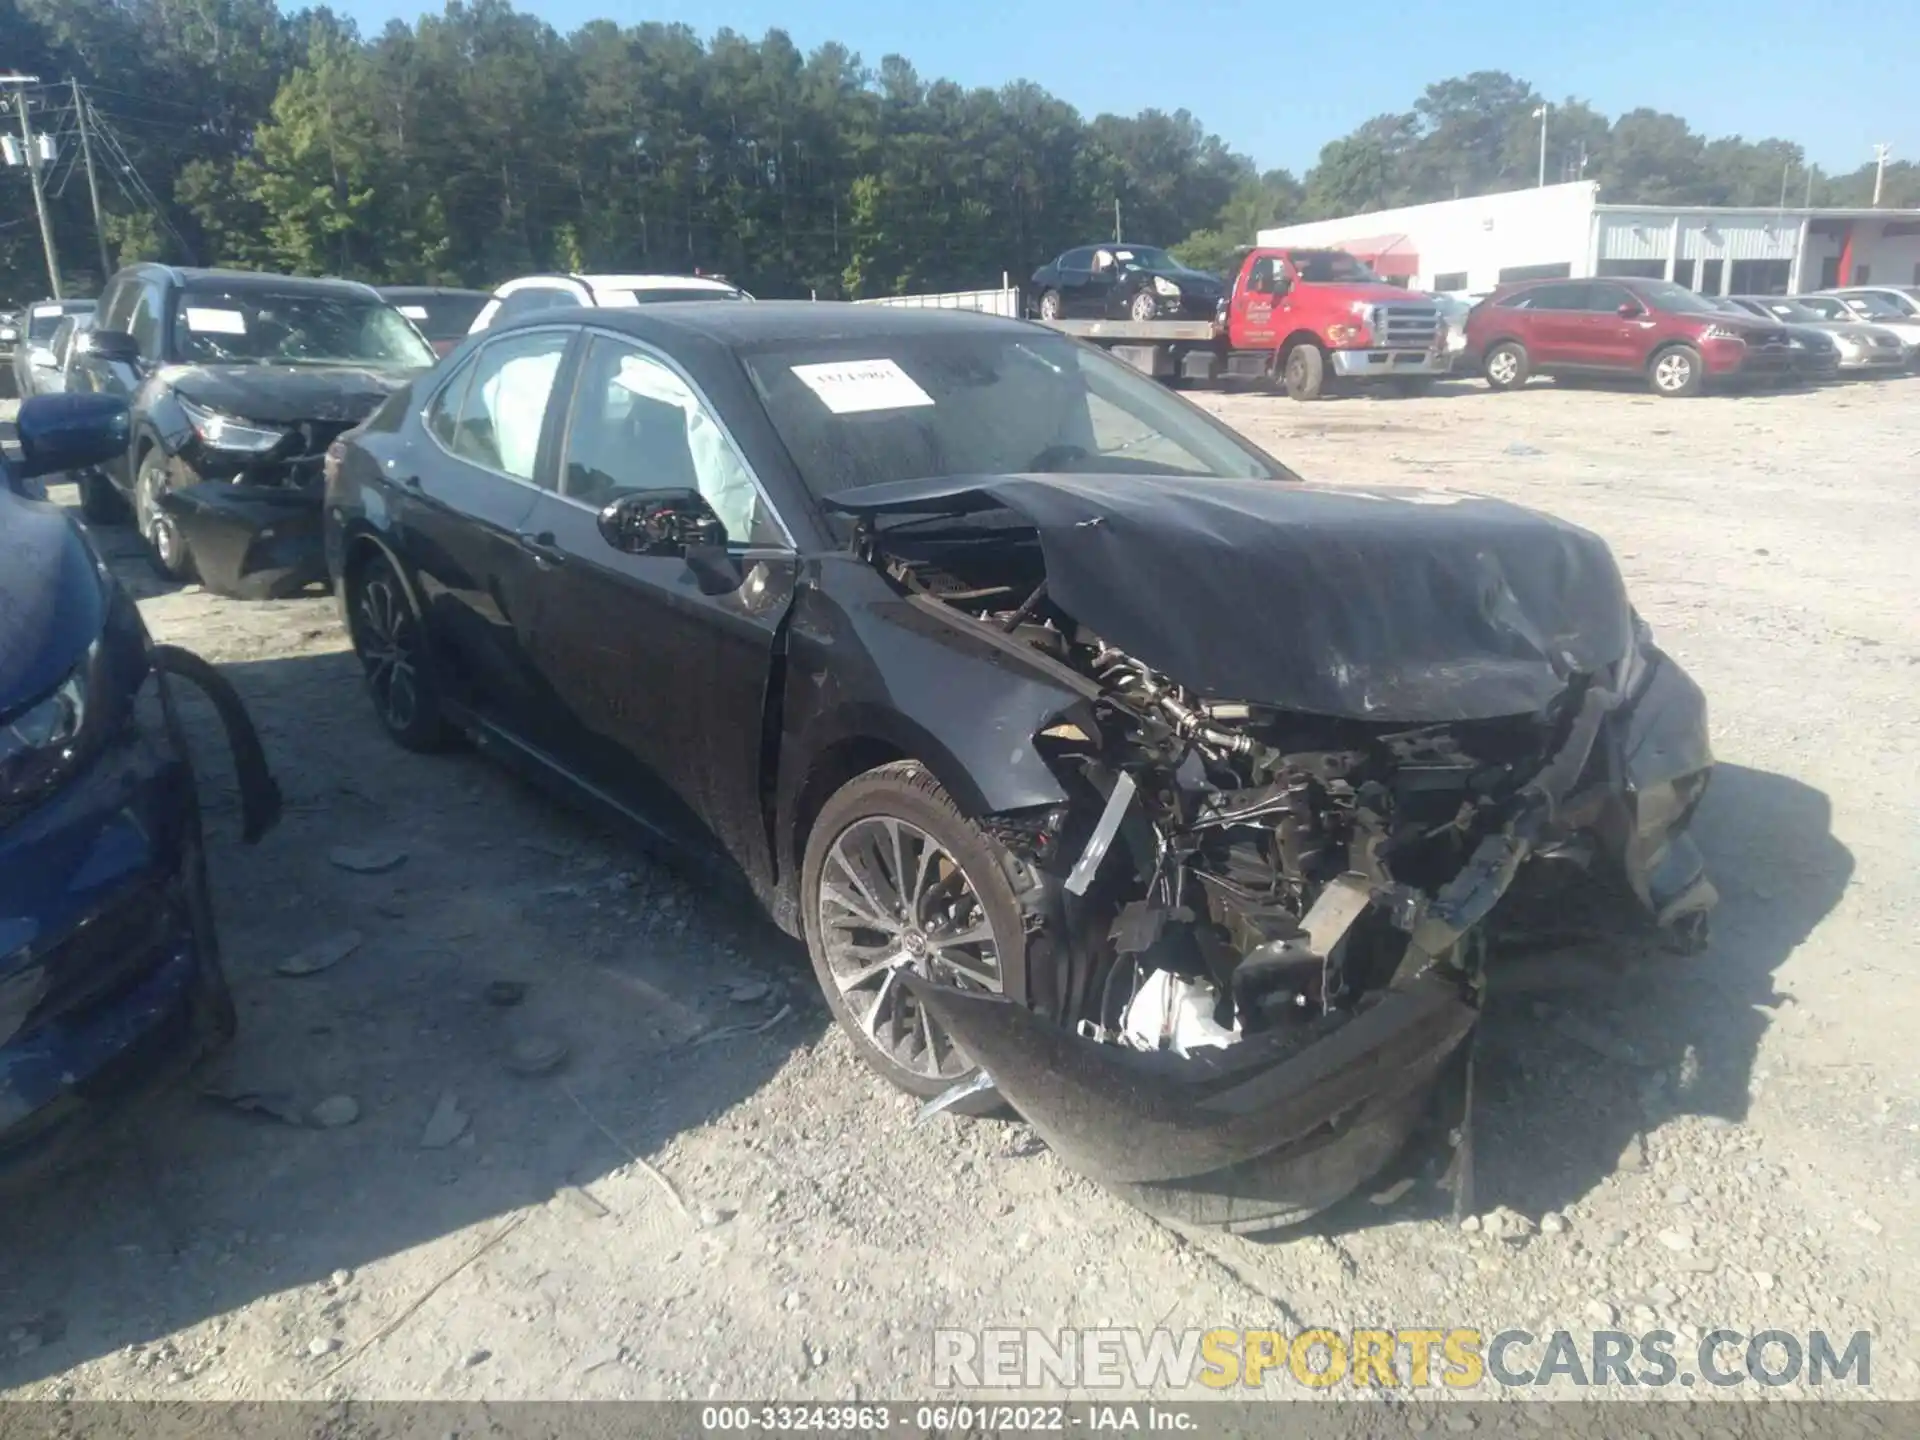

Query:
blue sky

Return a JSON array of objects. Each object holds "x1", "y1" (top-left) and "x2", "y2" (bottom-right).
[{"x1": 312, "y1": 0, "x2": 1911, "y2": 178}]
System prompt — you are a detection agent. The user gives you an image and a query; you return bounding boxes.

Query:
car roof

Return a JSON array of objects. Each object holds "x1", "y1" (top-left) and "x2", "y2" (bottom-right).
[
  {"x1": 379, "y1": 285, "x2": 489, "y2": 300},
  {"x1": 143, "y1": 266, "x2": 384, "y2": 300},
  {"x1": 524, "y1": 298, "x2": 1037, "y2": 348}
]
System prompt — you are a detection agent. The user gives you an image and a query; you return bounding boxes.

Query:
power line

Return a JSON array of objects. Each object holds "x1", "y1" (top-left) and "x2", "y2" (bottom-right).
[{"x1": 78, "y1": 88, "x2": 196, "y2": 262}]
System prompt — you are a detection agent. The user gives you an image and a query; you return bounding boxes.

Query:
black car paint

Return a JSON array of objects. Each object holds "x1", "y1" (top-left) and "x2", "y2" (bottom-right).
[
  {"x1": 71, "y1": 266, "x2": 425, "y2": 599},
  {"x1": 1029, "y1": 245, "x2": 1226, "y2": 322},
  {"x1": 325, "y1": 303, "x2": 1713, "y2": 1221},
  {"x1": 327, "y1": 310, "x2": 1124, "y2": 934}
]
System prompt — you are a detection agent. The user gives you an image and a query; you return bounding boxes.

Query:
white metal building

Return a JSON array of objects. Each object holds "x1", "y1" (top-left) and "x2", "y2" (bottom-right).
[{"x1": 1255, "y1": 181, "x2": 1920, "y2": 296}]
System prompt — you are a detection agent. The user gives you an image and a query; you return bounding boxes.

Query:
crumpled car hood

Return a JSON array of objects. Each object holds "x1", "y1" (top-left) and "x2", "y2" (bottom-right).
[
  {"x1": 0, "y1": 488, "x2": 104, "y2": 711},
  {"x1": 160, "y1": 363, "x2": 416, "y2": 425},
  {"x1": 826, "y1": 473, "x2": 1632, "y2": 722}
]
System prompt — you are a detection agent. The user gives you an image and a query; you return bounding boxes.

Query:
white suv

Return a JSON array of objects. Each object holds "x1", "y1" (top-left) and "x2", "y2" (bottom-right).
[{"x1": 468, "y1": 272, "x2": 752, "y2": 334}]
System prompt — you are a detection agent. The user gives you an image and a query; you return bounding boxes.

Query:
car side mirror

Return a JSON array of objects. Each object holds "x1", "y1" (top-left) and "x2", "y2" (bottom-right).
[
  {"x1": 598, "y1": 490, "x2": 745, "y2": 595},
  {"x1": 1618, "y1": 302, "x2": 1644, "y2": 318},
  {"x1": 86, "y1": 328, "x2": 141, "y2": 366},
  {"x1": 598, "y1": 487, "x2": 727, "y2": 555},
  {"x1": 13, "y1": 393, "x2": 131, "y2": 479}
]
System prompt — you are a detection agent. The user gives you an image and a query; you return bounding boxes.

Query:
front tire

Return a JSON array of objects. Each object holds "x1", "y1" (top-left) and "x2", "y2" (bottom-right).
[
  {"x1": 135, "y1": 451, "x2": 196, "y2": 583},
  {"x1": 1649, "y1": 344, "x2": 1703, "y2": 397},
  {"x1": 801, "y1": 761, "x2": 1024, "y2": 1101},
  {"x1": 1483, "y1": 341, "x2": 1530, "y2": 391},
  {"x1": 345, "y1": 552, "x2": 449, "y2": 752},
  {"x1": 1037, "y1": 289, "x2": 1065, "y2": 321},
  {"x1": 1282, "y1": 342, "x2": 1328, "y2": 401},
  {"x1": 1128, "y1": 288, "x2": 1160, "y2": 323}
]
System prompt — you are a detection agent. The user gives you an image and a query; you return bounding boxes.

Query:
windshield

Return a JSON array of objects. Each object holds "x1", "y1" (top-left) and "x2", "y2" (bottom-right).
[
  {"x1": 1112, "y1": 247, "x2": 1175, "y2": 274},
  {"x1": 1756, "y1": 298, "x2": 1821, "y2": 323},
  {"x1": 1628, "y1": 281, "x2": 1727, "y2": 316},
  {"x1": 1289, "y1": 251, "x2": 1381, "y2": 284},
  {"x1": 28, "y1": 302, "x2": 93, "y2": 343},
  {"x1": 742, "y1": 330, "x2": 1290, "y2": 502},
  {"x1": 1838, "y1": 292, "x2": 1905, "y2": 319},
  {"x1": 389, "y1": 293, "x2": 488, "y2": 342},
  {"x1": 170, "y1": 291, "x2": 436, "y2": 367}
]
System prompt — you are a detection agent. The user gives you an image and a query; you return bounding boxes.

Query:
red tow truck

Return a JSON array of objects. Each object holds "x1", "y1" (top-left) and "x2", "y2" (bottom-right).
[{"x1": 1040, "y1": 247, "x2": 1451, "y2": 399}]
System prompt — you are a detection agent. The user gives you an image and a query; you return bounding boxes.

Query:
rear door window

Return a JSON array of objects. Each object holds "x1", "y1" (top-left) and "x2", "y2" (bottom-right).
[
  {"x1": 450, "y1": 330, "x2": 571, "y2": 483},
  {"x1": 1510, "y1": 282, "x2": 1589, "y2": 311}
]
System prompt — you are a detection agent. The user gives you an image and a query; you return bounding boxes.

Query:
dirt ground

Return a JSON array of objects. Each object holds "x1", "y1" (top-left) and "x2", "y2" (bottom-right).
[{"x1": 2, "y1": 374, "x2": 1916, "y2": 1404}]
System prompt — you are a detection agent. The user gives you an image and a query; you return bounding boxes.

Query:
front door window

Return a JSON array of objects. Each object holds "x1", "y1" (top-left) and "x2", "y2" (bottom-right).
[{"x1": 559, "y1": 337, "x2": 785, "y2": 546}]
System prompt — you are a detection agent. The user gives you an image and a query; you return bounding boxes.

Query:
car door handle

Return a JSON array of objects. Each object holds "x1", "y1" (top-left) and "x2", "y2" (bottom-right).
[{"x1": 516, "y1": 531, "x2": 566, "y2": 568}]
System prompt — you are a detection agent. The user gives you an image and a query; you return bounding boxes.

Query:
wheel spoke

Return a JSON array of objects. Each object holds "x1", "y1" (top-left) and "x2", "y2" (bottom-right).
[
  {"x1": 932, "y1": 949, "x2": 999, "y2": 988},
  {"x1": 862, "y1": 968, "x2": 900, "y2": 1045},
  {"x1": 820, "y1": 876, "x2": 900, "y2": 935},
  {"x1": 829, "y1": 838, "x2": 899, "y2": 928},
  {"x1": 833, "y1": 950, "x2": 904, "y2": 991}
]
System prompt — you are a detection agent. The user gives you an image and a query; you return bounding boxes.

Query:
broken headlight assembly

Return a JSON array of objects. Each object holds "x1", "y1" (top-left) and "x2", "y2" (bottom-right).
[
  {"x1": 179, "y1": 396, "x2": 286, "y2": 455},
  {"x1": 0, "y1": 665, "x2": 89, "y2": 805}
]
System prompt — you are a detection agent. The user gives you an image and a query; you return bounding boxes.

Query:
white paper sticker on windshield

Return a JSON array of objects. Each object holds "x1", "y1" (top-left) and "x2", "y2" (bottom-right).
[
  {"x1": 184, "y1": 307, "x2": 248, "y2": 335},
  {"x1": 789, "y1": 359, "x2": 934, "y2": 415},
  {"x1": 398, "y1": 305, "x2": 429, "y2": 320}
]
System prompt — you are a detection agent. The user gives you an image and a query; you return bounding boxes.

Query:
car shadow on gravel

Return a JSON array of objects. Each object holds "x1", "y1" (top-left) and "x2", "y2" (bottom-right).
[
  {"x1": 0, "y1": 645, "x2": 827, "y2": 1390},
  {"x1": 1303, "y1": 760, "x2": 1851, "y2": 1238}
]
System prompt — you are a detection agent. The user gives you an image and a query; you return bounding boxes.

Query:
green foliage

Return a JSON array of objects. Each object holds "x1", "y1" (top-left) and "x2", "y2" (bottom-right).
[{"x1": 0, "y1": 3, "x2": 1907, "y2": 308}]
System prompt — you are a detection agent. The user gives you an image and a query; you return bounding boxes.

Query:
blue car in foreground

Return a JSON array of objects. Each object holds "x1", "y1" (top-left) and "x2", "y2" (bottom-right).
[{"x1": 1, "y1": 393, "x2": 280, "y2": 1181}]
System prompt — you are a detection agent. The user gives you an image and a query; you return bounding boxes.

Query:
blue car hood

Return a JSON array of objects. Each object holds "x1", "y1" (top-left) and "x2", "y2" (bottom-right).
[{"x1": 0, "y1": 487, "x2": 104, "y2": 713}]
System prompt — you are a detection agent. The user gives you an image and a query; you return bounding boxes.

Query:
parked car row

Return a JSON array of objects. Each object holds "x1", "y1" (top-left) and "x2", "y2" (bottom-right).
[
  {"x1": 10, "y1": 290, "x2": 1724, "y2": 1223},
  {"x1": 21, "y1": 263, "x2": 742, "y2": 601},
  {"x1": 1461, "y1": 276, "x2": 1920, "y2": 397}
]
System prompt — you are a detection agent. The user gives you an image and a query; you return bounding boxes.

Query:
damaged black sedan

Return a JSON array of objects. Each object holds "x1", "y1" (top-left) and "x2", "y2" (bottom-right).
[
  {"x1": 72, "y1": 265, "x2": 435, "y2": 597},
  {"x1": 325, "y1": 303, "x2": 1715, "y2": 1229}
]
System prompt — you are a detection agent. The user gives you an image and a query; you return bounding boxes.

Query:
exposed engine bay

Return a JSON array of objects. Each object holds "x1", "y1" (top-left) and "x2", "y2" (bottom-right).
[{"x1": 834, "y1": 472, "x2": 1719, "y2": 1231}]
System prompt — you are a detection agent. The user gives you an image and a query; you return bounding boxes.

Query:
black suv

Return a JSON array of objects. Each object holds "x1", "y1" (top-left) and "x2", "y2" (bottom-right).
[{"x1": 72, "y1": 265, "x2": 435, "y2": 598}]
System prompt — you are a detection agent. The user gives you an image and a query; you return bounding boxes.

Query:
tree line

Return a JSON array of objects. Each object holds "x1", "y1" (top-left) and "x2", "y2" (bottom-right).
[{"x1": 3, "y1": 0, "x2": 1913, "y2": 305}]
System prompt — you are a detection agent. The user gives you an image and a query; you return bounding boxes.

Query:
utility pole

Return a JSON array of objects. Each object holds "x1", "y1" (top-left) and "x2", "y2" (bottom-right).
[
  {"x1": 73, "y1": 77, "x2": 112, "y2": 283},
  {"x1": 1805, "y1": 164, "x2": 1816, "y2": 208},
  {"x1": 2, "y1": 76, "x2": 61, "y2": 297},
  {"x1": 1113, "y1": 196, "x2": 1121, "y2": 244},
  {"x1": 1871, "y1": 143, "x2": 1892, "y2": 206},
  {"x1": 1533, "y1": 104, "x2": 1550, "y2": 188}
]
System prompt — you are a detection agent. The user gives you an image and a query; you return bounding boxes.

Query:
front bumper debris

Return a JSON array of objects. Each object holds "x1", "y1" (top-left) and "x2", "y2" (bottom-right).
[
  {"x1": 1331, "y1": 348, "x2": 1451, "y2": 378},
  {"x1": 915, "y1": 659, "x2": 1714, "y2": 1229},
  {"x1": 159, "y1": 482, "x2": 326, "y2": 600},
  {"x1": 910, "y1": 972, "x2": 1475, "y2": 1231}
]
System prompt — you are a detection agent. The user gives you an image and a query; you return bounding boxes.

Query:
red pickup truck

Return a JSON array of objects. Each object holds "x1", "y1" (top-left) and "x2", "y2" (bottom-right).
[{"x1": 1040, "y1": 246, "x2": 1451, "y2": 400}]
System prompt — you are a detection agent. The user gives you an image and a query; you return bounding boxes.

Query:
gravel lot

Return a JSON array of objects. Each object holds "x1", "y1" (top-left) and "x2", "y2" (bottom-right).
[{"x1": 1, "y1": 375, "x2": 1915, "y2": 1404}]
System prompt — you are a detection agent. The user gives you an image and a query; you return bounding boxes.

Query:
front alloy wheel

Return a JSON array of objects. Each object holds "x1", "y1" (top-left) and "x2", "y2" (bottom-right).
[
  {"x1": 802, "y1": 762, "x2": 1021, "y2": 1099},
  {"x1": 1651, "y1": 346, "x2": 1702, "y2": 397},
  {"x1": 136, "y1": 454, "x2": 195, "y2": 582},
  {"x1": 348, "y1": 555, "x2": 447, "y2": 751}
]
